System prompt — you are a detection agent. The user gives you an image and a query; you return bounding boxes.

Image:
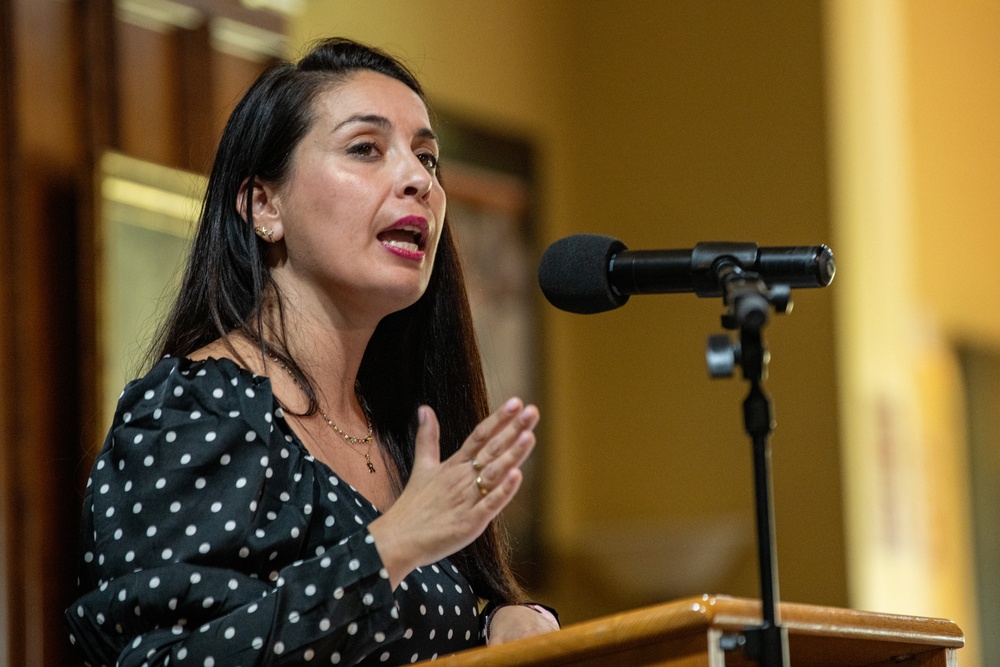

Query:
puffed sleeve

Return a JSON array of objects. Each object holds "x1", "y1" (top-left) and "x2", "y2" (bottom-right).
[{"x1": 66, "y1": 357, "x2": 404, "y2": 666}]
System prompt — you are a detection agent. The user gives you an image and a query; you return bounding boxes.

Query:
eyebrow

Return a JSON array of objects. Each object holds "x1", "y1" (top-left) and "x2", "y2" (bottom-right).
[{"x1": 333, "y1": 113, "x2": 439, "y2": 143}]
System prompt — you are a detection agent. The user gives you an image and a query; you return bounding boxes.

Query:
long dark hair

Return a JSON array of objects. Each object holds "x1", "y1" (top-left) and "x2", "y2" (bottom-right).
[{"x1": 148, "y1": 38, "x2": 526, "y2": 604}]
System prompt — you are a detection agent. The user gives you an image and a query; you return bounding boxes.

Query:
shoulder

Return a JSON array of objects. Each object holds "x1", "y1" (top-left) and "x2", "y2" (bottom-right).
[
  {"x1": 122, "y1": 354, "x2": 266, "y2": 403},
  {"x1": 113, "y1": 355, "x2": 276, "y2": 443},
  {"x1": 185, "y1": 336, "x2": 268, "y2": 374},
  {"x1": 95, "y1": 355, "x2": 286, "y2": 501}
]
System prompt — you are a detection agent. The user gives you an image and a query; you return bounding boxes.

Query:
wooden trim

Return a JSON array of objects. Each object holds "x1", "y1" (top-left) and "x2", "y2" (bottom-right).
[
  {"x1": 151, "y1": 0, "x2": 284, "y2": 32},
  {"x1": 0, "y1": 0, "x2": 24, "y2": 662},
  {"x1": 79, "y1": 0, "x2": 119, "y2": 471},
  {"x1": 427, "y1": 596, "x2": 963, "y2": 666},
  {"x1": 209, "y1": 16, "x2": 286, "y2": 61},
  {"x1": 0, "y1": 1, "x2": 281, "y2": 662},
  {"x1": 173, "y1": 22, "x2": 216, "y2": 170}
]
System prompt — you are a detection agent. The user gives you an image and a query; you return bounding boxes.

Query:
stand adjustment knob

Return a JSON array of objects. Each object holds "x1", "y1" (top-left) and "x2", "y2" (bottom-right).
[
  {"x1": 707, "y1": 334, "x2": 739, "y2": 378},
  {"x1": 769, "y1": 284, "x2": 792, "y2": 314}
]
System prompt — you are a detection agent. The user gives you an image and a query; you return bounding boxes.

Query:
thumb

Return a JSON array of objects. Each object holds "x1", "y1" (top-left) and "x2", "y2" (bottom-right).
[{"x1": 412, "y1": 405, "x2": 441, "y2": 470}]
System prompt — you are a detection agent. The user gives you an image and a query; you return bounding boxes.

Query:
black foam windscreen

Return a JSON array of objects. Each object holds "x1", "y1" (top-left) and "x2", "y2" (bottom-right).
[{"x1": 537, "y1": 234, "x2": 629, "y2": 314}]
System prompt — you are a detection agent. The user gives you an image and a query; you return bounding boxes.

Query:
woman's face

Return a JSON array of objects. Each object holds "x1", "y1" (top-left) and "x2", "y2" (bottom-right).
[{"x1": 262, "y1": 70, "x2": 446, "y2": 321}]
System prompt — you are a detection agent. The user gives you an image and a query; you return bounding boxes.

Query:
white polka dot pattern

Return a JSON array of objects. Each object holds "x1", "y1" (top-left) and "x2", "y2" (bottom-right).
[{"x1": 66, "y1": 357, "x2": 481, "y2": 666}]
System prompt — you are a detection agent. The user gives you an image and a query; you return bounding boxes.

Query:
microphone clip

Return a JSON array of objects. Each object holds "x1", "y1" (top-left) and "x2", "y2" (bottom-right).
[{"x1": 704, "y1": 259, "x2": 792, "y2": 381}]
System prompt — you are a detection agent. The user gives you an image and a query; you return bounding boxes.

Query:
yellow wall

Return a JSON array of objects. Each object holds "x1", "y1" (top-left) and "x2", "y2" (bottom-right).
[
  {"x1": 285, "y1": 0, "x2": 1000, "y2": 659},
  {"x1": 292, "y1": 0, "x2": 846, "y2": 622},
  {"x1": 825, "y1": 1, "x2": 998, "y2": 664},
  {"x1": 906, "y1": 6, "x2": 1000, "y2": 658},
  {"x1": 908, "y1": 2, "x2": 1000, "y2": 344},
  {"x1": 551, "y1": 3, "x2": 842, "y2": 618}
]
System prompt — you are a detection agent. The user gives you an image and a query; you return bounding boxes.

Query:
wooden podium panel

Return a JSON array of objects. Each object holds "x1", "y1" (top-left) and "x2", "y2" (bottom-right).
[{"x1": 427, "y1": 595, "x2": 963, "y2": 666}]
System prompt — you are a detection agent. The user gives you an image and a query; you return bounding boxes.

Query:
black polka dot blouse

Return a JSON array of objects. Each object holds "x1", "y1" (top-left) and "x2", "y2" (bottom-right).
[{"x1": 66, "y1": 357, "x2": 482, "y2": 666}]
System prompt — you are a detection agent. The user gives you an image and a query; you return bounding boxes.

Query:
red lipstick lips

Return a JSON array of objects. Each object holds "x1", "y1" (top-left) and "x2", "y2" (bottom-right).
[{"x1": 378, "y1": 216, "x2": 429, "y2": 260}]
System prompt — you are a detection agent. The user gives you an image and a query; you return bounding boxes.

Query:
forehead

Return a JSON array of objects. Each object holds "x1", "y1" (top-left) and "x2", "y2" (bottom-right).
[{"x1": 312, "y1": 70, "x2": 432, "y2": 131}]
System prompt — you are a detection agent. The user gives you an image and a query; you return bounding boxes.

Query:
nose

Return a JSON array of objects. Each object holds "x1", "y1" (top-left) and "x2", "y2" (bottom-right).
[{"x1": 398, "y1": 153, "x2": 434, "y2": 200}]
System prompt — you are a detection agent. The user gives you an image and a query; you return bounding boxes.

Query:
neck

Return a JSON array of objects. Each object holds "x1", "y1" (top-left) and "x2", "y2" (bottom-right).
[
  {"x1": 257, "y1": 289, "x2": 379, "y2": 423},
  {"x1": 285, "y1": 318, "x2": 373, "y2": 415}
]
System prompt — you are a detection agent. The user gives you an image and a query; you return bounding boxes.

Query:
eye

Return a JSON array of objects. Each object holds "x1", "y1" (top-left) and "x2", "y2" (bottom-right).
[
  {"x1": 417, "y1": 152, "x2": 439, "y2": 172},
  {"x1": 347, "y1": 142, "x2": 381, "y2": 159}
]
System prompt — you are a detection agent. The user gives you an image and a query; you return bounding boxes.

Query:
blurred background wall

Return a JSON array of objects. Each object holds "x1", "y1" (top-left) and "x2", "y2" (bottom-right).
[{"x1": 0, "y1": 1, "x2": 996, "y2": 665}]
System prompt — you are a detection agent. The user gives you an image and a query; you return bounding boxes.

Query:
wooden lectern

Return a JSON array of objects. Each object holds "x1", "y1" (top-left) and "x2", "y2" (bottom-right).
[{"x1": 427, "y1": 595, "x2": 963, "y2": 666}]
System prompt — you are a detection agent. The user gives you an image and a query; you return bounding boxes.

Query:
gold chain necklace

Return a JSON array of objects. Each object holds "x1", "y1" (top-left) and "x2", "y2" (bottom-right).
[{"x1": 269, "y1": 355, "x2": 376, "y2": 474}]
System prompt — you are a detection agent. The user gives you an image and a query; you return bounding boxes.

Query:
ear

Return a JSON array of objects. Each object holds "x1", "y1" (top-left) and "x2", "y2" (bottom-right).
[{"x1": 237, "y1": 177, "x2": 285, "y2": 242}]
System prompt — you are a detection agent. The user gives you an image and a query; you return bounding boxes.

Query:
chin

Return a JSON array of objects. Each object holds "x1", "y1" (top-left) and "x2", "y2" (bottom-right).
[
  {"x1": 367, "y1": 281, "x2": 430, "y2": 317},
  {"x1": 349, "y1": 261, "x2": 434, "y2": 317}
]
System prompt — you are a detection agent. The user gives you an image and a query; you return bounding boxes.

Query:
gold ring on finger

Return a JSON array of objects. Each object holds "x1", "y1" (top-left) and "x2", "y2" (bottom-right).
[
  {"x1": 471, "y1": 457, "x2": 484, "y2": 471},
  {"x1": 475, "y1": 475, "x2": 489, "y2": 496}
]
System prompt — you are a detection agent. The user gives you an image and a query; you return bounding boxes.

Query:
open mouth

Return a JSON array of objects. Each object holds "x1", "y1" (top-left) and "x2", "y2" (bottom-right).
[
  {"x1": 377, "y1": 217, "x2": 429, "y2": 254},
  {"x1": 377, "y1": 226, "x2": 425, "y2": 252}
]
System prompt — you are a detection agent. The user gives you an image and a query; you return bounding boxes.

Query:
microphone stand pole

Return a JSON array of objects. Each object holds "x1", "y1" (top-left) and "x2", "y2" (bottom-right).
[{"x1": 707, "y1": 265, "x2": 791, "y2": 667}]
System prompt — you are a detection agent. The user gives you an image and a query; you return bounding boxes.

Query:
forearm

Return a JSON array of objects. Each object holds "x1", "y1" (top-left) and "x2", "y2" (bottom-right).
[
  {"x1": 482, "y1": 602, "x2": 560, "y2": 645},
  {"x1": 70, "y1": 528, "x2": 403, "y2": 666}
]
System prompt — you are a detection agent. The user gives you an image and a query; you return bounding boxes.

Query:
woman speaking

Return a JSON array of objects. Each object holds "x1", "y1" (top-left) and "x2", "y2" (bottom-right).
[{"x1": 66, "y1": 37, "x2": 558, "y2": 666}]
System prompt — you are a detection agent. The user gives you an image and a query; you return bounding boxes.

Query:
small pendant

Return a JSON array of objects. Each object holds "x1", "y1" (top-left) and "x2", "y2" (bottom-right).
[{"x1": 365, "y1": 455, "x2": 376, "y2": 474}]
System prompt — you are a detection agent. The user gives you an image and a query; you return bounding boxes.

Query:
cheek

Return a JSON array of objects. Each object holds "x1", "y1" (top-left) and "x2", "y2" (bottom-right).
[
  {"x1": 336, "y1": 174, "x2": 388, "y2": 220},
  {"x1": 434, "y1": 188, "x2": 447, "y2": 217},
  {"x1": 431, "y1": 194, "x2": 446, "y2": 237},
  {"x1": 429, "y1": 211, "x2": 446, "y2": 253},
  {"x1": 288, "y1": 174, "x2": 376, "y2": 230},
  {"x1": 428, "y1": 233, "x2": 443, "y2": 262}
]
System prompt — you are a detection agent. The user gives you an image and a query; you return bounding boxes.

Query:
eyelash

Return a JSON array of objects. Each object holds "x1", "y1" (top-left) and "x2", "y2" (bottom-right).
[
  {"x1": 347, "y1": 142, "x2": 439, "y2": 173},
  {"x1": 347, "y1": 142, "x2": 381, "y2": 159},
  {"x1": 417, "y1": 152, "x2": 439, "y2": 172}
]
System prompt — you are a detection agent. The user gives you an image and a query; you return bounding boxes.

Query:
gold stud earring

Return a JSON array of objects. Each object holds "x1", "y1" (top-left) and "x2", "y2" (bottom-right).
[{"x1": 254, "y1": 225, "x2": 275, "y2": 242}]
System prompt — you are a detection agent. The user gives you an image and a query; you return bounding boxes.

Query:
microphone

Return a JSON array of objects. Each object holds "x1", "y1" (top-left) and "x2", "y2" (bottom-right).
[{"x1": 538, "y1": 234, "x2": 835, "y2": 314}]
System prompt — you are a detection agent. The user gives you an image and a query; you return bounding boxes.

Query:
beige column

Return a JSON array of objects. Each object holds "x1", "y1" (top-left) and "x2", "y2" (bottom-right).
[{"x1": 824, "y1": 1, "x2": 979, "y2": 663}]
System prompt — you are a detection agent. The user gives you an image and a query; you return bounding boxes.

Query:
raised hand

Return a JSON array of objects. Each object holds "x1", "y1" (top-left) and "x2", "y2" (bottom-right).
[{"x1": 368, "y1": 398, "x2": 538, "y2": 588}]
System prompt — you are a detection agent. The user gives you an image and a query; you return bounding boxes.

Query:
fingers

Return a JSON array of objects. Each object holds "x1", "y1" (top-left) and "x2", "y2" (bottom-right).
[
  {"x1": 464, "y1": 397, "x2": 525, "y2": 455},
  {"x1": 470, "y1": 402, "x2": 538, "y2": 469},
  {"x1": 372, "y1": 401, "x2": 538, "y2": 582},
  {"x1": 463, "y1": 399, "x2": 539, "y2": 463},
  {"x1": 418, "y1": 398, "x2": 538, "y2": 512},
  {"x1": 412, "y1": 405, "x2": 441, "y2": 469},
  {"x1": 476, "y1": 467, "x2": 524, "y2": 514},
  {"x1": 456, "y1": 397, "x2": 539, "y2": 507},
  {"x1": 472, "y1": 427, "x2": 535, "y2": 500}
]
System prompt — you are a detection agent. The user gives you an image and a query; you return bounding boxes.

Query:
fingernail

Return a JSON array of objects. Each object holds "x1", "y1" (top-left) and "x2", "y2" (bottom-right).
[
  {"x1": 503, "y1": 397, "x2": 520, "y2": 414},
  {"x1": 418, "y1": 406, "x2": 427, "y2": 424}
]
